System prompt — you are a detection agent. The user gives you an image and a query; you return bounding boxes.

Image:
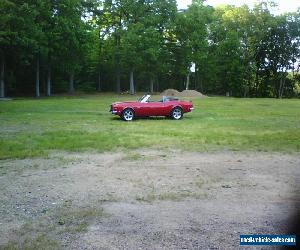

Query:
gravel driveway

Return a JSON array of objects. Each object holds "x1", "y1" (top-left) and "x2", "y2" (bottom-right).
[{"x1": 0, "y1": 150, "x2": 299, "y2": 249}]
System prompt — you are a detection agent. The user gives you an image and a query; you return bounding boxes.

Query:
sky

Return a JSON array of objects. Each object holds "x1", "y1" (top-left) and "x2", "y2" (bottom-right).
[{"x1": 177, "y1": 0, "x2": 300, "y2": 14}]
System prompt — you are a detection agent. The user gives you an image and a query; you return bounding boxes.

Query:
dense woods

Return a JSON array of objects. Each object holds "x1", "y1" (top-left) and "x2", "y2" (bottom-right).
[{"x1": 0, "y1": 0, "x2": 299, "y2": 98}]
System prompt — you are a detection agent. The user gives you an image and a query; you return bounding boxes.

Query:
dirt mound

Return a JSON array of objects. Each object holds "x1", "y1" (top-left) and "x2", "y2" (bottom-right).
[
  {"x1": 160, "y1": 89, "x2": 180, "y2": 96},
  {"x1": 179, "y1": 90, "x2": 206, "y2": 97},
  {"x1": 160, "y1": 89, "x2": 206, "y2": 98}
]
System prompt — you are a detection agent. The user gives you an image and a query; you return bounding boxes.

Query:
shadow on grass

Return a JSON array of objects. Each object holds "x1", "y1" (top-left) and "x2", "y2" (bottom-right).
[{"x1": 110, "y1": 116, "x2": 193, "y2": 122}]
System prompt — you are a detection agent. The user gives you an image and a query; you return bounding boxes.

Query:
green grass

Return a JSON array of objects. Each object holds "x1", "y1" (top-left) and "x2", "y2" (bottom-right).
[
  {"x1": 0, "y1": 94, "x2": 300, "y2": 159},
  {"x1": 135, "y1": 190, "x2": 207, "y2": 203}
]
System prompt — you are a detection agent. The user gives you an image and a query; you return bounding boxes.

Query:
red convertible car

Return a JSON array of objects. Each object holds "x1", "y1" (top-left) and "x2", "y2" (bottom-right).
[{"x1": 110, "y1": 95, "x2": 194, "y2": 121}]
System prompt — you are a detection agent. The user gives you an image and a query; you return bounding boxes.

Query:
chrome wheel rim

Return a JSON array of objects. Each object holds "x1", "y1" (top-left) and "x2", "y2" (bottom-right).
[
  {"x1": 124, "y1": 110, "x2": 133, "y2": 121},
  {"x1": 173, "y1": 108, "x2": 182, "y2": 119}
]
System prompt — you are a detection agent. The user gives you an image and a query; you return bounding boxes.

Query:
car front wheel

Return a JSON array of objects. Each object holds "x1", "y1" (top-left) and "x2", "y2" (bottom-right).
[
  {"x1": 171, "y1": 107, "x2": 183, "y2": 120},
  {"x1": 122, "y1": 108, "x2": 135, "y2": 121}
]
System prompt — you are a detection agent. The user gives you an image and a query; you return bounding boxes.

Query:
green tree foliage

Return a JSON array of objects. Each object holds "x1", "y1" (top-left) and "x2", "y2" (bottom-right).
[
  {"x1": 0, "y1": 0, "x2": 299, "y2": 97},
  {"x1": 175, "y1": 0, "x2": 212, "y2": 91}
]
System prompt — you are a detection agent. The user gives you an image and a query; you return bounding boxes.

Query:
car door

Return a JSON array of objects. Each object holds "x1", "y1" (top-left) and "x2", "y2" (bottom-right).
[
  {"x1": 145, "y1": 102, "x2": 167, "y2": 116},
  {"x1": 134, "y1": 102, "x2": 151, "y2": 117}
]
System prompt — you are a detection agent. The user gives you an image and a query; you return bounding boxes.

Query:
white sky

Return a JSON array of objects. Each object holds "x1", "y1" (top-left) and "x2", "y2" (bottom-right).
[{"x1": 177, "y1": 0, "x2": 300, "y2": 14}]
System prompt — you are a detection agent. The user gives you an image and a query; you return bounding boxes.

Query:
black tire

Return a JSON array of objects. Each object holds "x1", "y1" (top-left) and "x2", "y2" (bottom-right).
[
  {"x1": 122, "y1": 108, "x2": 135, "y2": 121},
  {"x1": 171, "y1": 107, "x2": 183, "y2": 120}
]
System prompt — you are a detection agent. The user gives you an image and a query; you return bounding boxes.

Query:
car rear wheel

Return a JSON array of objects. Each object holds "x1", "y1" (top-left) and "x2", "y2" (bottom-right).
[
  {"x1": 122, "y1": 108, "x2": 134, "y2": 121},
  {"x1": 171, "y1": 107, "x2": 183, "y2": 120}
]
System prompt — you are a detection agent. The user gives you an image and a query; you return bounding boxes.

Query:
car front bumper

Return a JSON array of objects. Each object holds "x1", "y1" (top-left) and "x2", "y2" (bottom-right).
[{"x1": 110, "y1": 106, "x2": 120, "y2": 115}]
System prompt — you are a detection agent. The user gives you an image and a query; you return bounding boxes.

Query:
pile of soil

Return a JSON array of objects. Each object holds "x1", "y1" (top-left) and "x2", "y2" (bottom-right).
[
  {"x1": 160, "y1": 89, "x2": 206, "y2": 98},
  {"x1": 160, "y1": 89, "x2": 180, "y2": 96},
  {"x1": 179, "y1": 90, "x2": 206, "y2": 97}
]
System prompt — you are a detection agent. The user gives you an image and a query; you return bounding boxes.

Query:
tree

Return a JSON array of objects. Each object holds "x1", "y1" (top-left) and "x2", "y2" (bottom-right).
[
  {"x1": 53, "y1": 0, "x2": 88, "y2": 94},
  {"x1": 1, "y1": 0, "x2": 299, "y2": 98},
  {"x1": 0, "y1": 0, "x2": 16, "y2": 97}
]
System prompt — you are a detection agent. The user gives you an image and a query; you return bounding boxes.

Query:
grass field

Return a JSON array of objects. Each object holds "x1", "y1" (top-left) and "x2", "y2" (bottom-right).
[{"x1": 0, "y1": 94, "x2": 300, "y2": 159}]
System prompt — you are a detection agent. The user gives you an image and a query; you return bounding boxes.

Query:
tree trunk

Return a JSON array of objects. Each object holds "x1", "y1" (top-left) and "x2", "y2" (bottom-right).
[
  {"x1": 46, "y1": 66, "x2": 51, "y2": 96},
  {"x1": 244, "y1": 85, "x2": 249, "y2": 98},
  {"x1": 196, "y1": 64, "x2": 202, "y2": 92},
  {"x1": 255, "y1": 68, "x2": 259, "y2": 97},
  {"x1": 150, "y1": 78, "x2": 154, "y2": 93},
  {"x1": 198, "y1": 67, "x2": 204, "y2": 93},
  {"x1": 200, "y1": 77, "x2": 204, "y2": 93},
  {"x1": 130, "y1": 70, "x2": 134, "y2": 95},
  {"x1": 116, "y1": 70, "x2": 121, "y2": 93},
  {"x1": 97, "y1": 71, "x2": 101, "y2": 92},
  {"x1": 186, "y1": 72, "x2": 190, "y2": 90},
  {"x1": 42, "y1": 72, "x2": 46, "y2": 95},
  {"x1": 281, "y1": 78, "x2": 286, "y2": 98},
  {"x1": 69, "y1": 71, "x2": 74, "y2": 94},
  {"x1": 115, "y1": 33, "x2": 121, "y2": 94},
  {"x1": 279, "y1": 76, "x2": 286, "y2": 99},
  {"x1": 246, "y1": 69, "x2": 251, "y2": 98},
  {"x1": 0, "y1": 55, "x2": 4, "y2": 98},
  {"x1": 36, "y1": 57, "x2": 40, "y2": 97}
]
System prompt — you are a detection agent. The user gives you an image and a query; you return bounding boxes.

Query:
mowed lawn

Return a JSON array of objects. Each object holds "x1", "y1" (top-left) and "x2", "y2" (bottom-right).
[{"x1": 0, "y1": 94, "x2": 299, "y2": 159}]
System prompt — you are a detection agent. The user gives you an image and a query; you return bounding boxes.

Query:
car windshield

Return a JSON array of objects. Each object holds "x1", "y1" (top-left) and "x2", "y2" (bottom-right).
[{"x1": 138, "y1": 95, "x2": 151, "y2": 103}]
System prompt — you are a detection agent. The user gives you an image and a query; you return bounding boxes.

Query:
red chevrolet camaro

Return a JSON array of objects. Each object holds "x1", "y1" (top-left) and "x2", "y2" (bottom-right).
[{"x1": 110, "y1": 94, "x2": 194, "y2": 121}]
